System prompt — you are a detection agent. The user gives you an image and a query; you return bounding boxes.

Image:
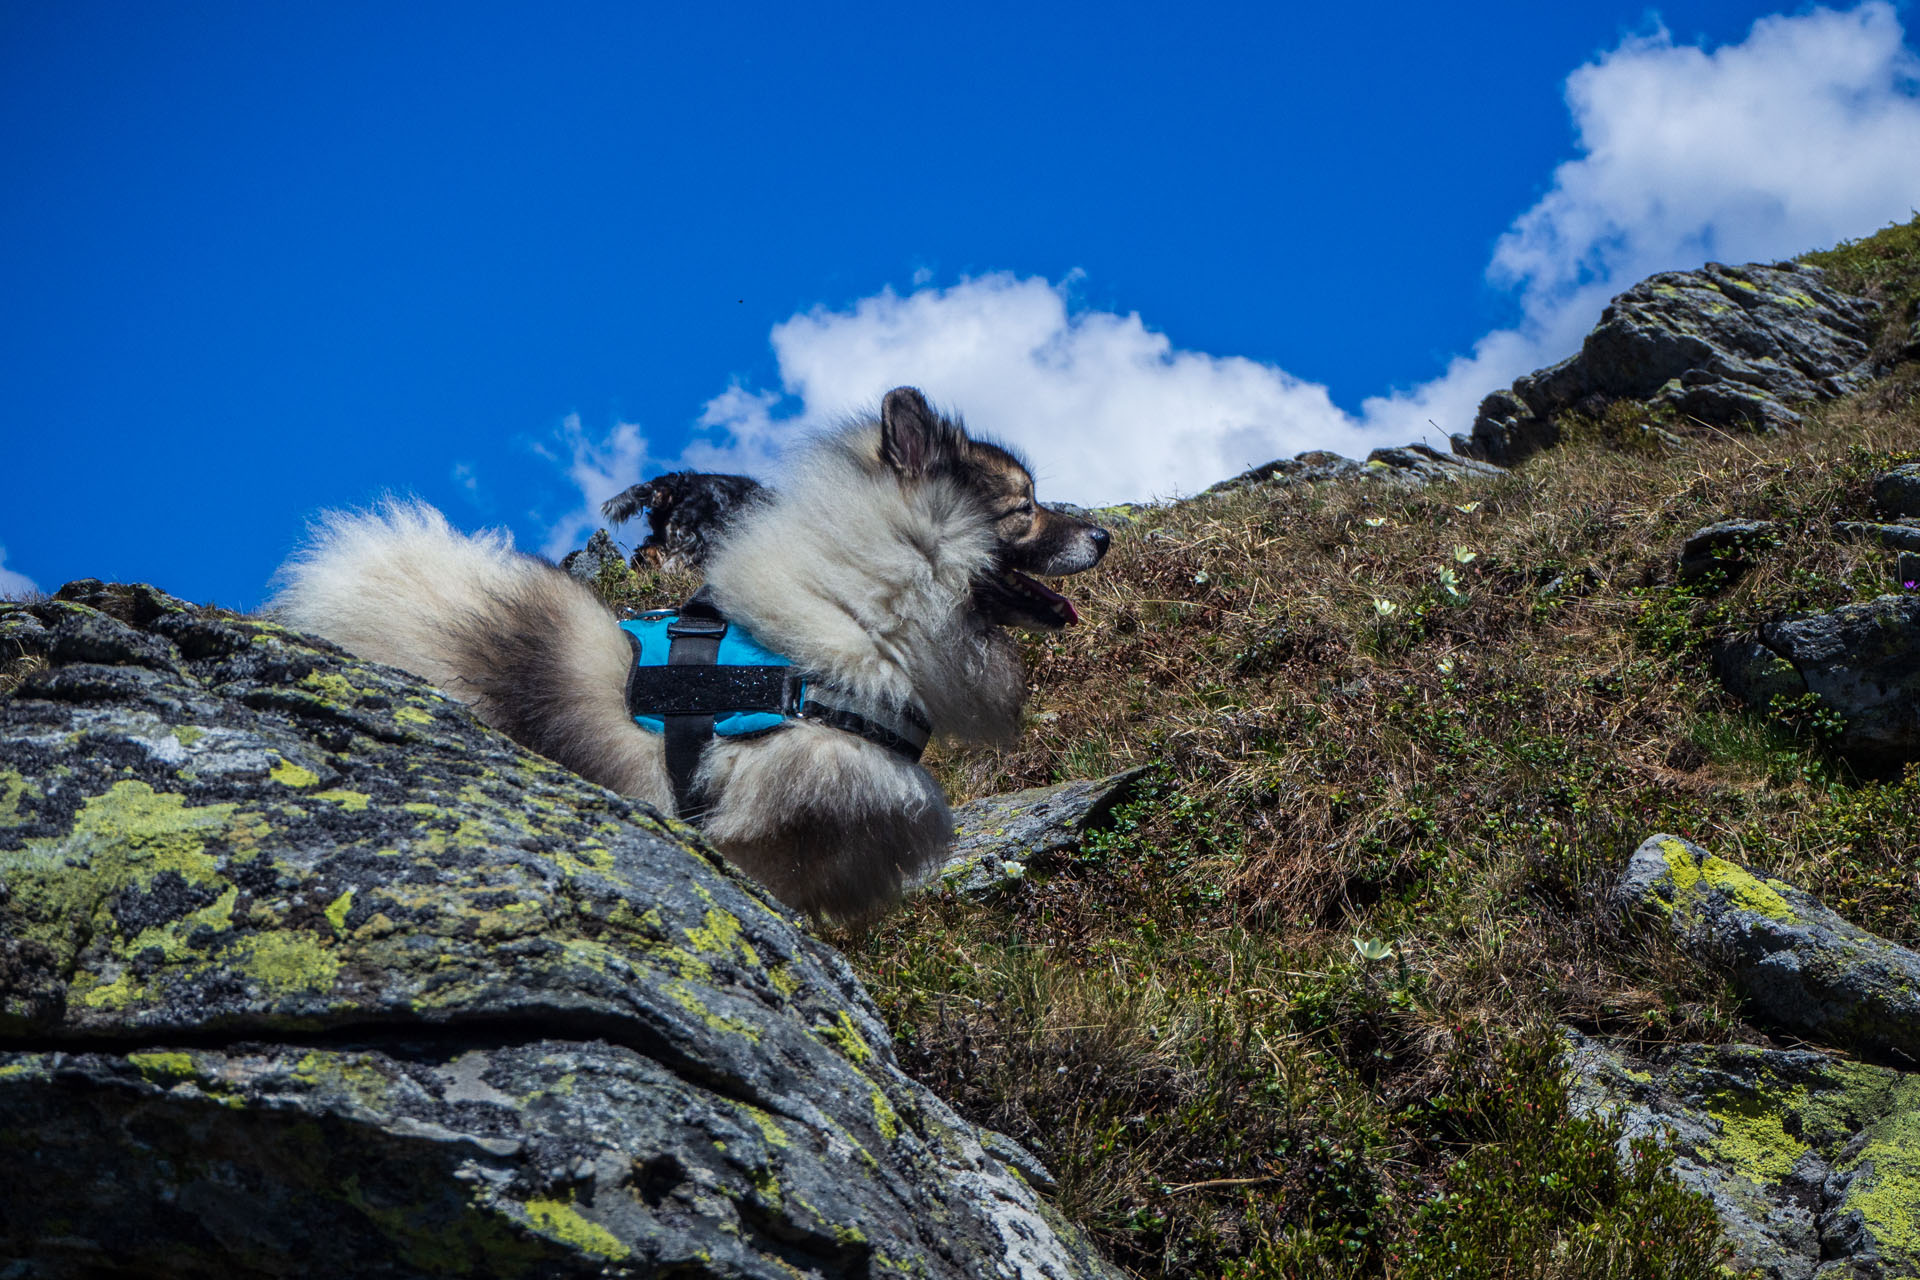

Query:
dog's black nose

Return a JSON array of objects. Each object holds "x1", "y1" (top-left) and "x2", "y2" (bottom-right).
[{"x1": 1090, "y1": 527, "x2": 1111, "y2": 557}]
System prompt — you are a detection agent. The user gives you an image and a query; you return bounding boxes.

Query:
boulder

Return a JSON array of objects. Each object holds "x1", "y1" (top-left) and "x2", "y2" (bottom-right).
[
  {"x1": 932, "y1": 769, "x2": 1150, "y2": 896},
  {"x1": 1454, "y1": 261, "x2": 1880, "y2": 466},
  {"x1": 1834, "y1": 521, "x2": 1920, "y2": 554},
  {"x1": 1566, "y1": 1030, "x2": 1920, "y2": 1280},
  {"x1": 1874, "y1": 464, "x2": 1920, "y2": 520},
  {"x1": 1677, "y1": 519, "x2": 1779, "y2": 585},
  {"x1": 1619, "y1": 835, "x2": 1920, "y2": 1062},
  {"x1": 1712, "y1": 593, "x2": 1920, "y2": 763},
  {"x1": 0, "y1": 581, "x2": 1118, "y2": 1279},
  {"x1": 560, "y1": 527, "x2": 626, "y2": 584}
]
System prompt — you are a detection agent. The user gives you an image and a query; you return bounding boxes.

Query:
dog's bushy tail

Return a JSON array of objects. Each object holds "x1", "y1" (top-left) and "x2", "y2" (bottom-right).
[{"x1": 269, "y1": 500, "x2": 663, "y2": 801}]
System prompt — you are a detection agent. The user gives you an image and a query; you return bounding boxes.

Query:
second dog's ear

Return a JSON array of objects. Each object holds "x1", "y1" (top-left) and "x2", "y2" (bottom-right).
[{"x1": 880, "y1": 386, "x2": 964, "y2": 477}]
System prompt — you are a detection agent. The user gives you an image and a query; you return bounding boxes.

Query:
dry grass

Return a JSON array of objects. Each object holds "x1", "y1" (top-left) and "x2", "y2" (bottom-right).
[
  {"x1": 584, "y1": 334, "x2": 1919, "y2": 1274},
  {"x1": 838, "y1": 381, "x2": 1917, "y2": 1276}
]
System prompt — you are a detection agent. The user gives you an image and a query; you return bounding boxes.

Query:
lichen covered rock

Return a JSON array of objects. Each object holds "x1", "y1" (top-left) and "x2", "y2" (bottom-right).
[
  {"x1": 1712, "y1": 592, "x2": 1920, "y2": 765},
  {"x1": 1567, "y1": 1031, "x2": 1920, "y2": 1280},
  {"x1": 1454, "y1": 261, "x2": 1880, "y2": 466},
  {"x1": 1204, "y1": 442, "x2": 1502, "y2": 498},
  {"x1": 932, "y1": 768, "x2": 1149, "y2": 896},
  {"x1": 1619, "y1": 834, "x2": 1920, "y2": 1062},
  {"x1": 0, "y1": 581, "x2": 1118, "y2": 1278}
]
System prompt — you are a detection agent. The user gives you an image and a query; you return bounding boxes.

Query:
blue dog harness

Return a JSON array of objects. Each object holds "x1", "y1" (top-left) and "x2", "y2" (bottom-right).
[{"x1": 621, "y1": 588, "x2": 932, "y2": 821}]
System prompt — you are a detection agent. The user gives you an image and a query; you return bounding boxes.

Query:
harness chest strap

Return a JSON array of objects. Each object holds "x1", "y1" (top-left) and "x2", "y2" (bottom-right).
[{"x1": 622, "y1": 589, "x2": 932, "y2": 822}]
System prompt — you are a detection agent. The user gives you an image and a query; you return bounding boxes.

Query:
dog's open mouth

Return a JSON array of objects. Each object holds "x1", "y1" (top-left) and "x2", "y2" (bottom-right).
[{"x1": 980, "y1": 569, "x2": 1080, "y2": 629}]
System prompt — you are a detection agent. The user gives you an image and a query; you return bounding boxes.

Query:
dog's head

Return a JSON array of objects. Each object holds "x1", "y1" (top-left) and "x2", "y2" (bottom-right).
[{"x1": 878, "y1": 387, "x2": 1110, "y2": 630}]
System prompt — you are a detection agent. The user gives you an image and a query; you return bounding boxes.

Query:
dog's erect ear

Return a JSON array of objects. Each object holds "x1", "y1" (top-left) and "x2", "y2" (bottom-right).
[{"x1": 880, "y1": 386, "x2": 965, "y2": 477}]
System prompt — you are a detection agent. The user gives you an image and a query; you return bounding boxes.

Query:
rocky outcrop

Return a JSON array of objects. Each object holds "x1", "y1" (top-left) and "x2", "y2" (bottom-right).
[
  {"x1": 931, "y1": 769, "x2": 1149, "y2": 896},
  {"x1": 1711, "y1": 593, "x2": 1920, "y2": 764},
  {"x1": 1677, "y1": 519, "x2": 1780, "y2": 585},
  {"x1": 1455, "y1": 261, "x2": 1881, "y2": 466},
  {"x1": 1619, "y1": 835, "x2": 1920, "y2": 1062},
  {"x1": 1204, "y1": 442, "x2": 1503, "y2": 499},
  {"x1": 1874, "y1": 463, "x2": 1920, "y2": 519},
  {"x1": 1567, "y1": 1031, "x2": 1920, "y2": 1280},
  {"x1": 0, "y1": 582, "x2": 1118, "y2": 1279},
  {"x1": 560, "y1": 527, "x2": 626, "y2": 583}
]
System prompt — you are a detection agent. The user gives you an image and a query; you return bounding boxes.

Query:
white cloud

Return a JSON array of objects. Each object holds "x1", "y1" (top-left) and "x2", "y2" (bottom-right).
[
  {"x1": 0, "y1": 546, "x2": 40, "y2": 600},
  {"x1": 536, "y1": 414, "x2": 648, "y2": 558},
  {"x1": 544, "y1": 2, "x2": 1920, "y2": 530}
]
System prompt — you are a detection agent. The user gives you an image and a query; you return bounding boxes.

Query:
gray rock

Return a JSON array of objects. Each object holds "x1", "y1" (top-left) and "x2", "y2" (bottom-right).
[
  {"x1": 1678, "y1": 519, "x2": 1779, "y2": 584},
  {"x1": 1454, "y1": 261, "x2": 1880, "y2": 466},
  {"x1": 1619, "y1": 834, "x2": 1920, "y2": 1062},
  {"x1": 1713, "y1": 593, "x2": 1920, "y2": 762},
  {"x1": 561, "y1": 527, "x2": 625, "y2": 584},
  {"x1": 1204, "y1": 442, "x2": 1502, "y2": 499},
  {"x1": 0, "y1": 581, "x2": 1119, "y2": 1279},
  {"x1": 1874, "y1": 464, "x2": 1920, "y2": 519},
  {"x1": 1566, "y1": 1030, "x2": 1920, "y2": 1280},
  {"x1": 1899, "y1": 553, "x2": 1920, "y2": 589},
  {"x1": 931, "y1": 768, "x2": 1150, "y2": 896},
  {"x1": 1835, "y1": 520, "x2": 1920, "y2": 553}
]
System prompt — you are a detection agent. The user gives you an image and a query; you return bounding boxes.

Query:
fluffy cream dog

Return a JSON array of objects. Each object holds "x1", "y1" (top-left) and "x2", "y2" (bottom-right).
[{"x1": 271, "y1": 388, "x2": 1109, "y2": 919}]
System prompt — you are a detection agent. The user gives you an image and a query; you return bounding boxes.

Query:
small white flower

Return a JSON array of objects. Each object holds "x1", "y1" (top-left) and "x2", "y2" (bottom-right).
[
  {"x1": 1437, "y1": 657, "x2": 1455, "y2": 675},
  {"x1": 1453, "y1": 546, "x2": 1478, "y2": 564},
  {"x1": 1436, "y1": 566, "x2": 1459, "y2": 587},
  {"x1": 1373, "y1": 598, "x2": 1398, "y2": 617},
  {"x1": 1353, "y1": 936, "x2": 1393, "y2": 962},
  {"x1": 1455, "y1": 501, "x2": 1481, "y2": 514},
  {"x1": 1193, "y1": 570, "x2": 1209, "y2": 585},
  {"x1": 1363, "y1": 516, "x2": 1388, "y2": 528}
]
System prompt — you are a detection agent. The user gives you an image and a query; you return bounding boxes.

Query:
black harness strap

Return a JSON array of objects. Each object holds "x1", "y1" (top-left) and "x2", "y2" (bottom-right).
[
  {"x1": 627, "y1": 589, "x2": 935, "y2": 826},
  {"x1": 662, "y1": 587, "x2": 728, "y2": 821}
]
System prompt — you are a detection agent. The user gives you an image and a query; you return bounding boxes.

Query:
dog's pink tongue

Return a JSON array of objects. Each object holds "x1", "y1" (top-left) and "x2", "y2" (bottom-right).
[{"x1": 1012, "y1": 571, "x2": 1079, "y2": 625}]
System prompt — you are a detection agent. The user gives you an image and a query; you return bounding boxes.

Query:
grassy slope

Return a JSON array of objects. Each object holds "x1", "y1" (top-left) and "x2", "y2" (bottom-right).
[{"x1": 598, "y1": 217, "x2": 1920, "y2": 1278}]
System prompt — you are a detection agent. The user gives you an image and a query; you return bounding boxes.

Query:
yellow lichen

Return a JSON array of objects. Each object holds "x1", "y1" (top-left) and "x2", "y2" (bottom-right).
[
  {"x1": 1659, "y1": 837, "x2": 1795, "y2": 921},
  {"x1": 311, "y1": 789, "x2": 370, "y2": 812},
  {"x1": 127, "y1": 1051, "x2": 196, "y2": 1081},
  {"x1": 819, "y1": 1011, "x2": 874, "y2": 1064},
  {"x1": 1705, "y1": 1089, "x2": 1808, "y2": 1183},
  {"x1": 520, "y1": 1196, "x2": 629, "y2": 1260},
  {"x1": 269, "y1": 758, "x2": 319, "y2": 789},
  {"x1": 234, "y1": 931, "x2": 341, "y2": 996},
  {"x1": 324, "y1": 889, "x2": 355, "y2": 934}
]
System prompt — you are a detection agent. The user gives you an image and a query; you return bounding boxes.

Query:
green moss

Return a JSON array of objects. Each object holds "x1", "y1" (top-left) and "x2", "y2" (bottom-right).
[
  {"x1": 519, "y1": 1196, "x2": 629, "y2": 1261},
  {"x1": 269, "y1": 757, "x2": 319, "y2": 789}
]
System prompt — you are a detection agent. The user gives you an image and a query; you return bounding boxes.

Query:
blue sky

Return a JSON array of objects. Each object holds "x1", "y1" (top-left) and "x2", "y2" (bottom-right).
[{"x1": 4, "y1": 1, "x2": 1918, "y2": 607}]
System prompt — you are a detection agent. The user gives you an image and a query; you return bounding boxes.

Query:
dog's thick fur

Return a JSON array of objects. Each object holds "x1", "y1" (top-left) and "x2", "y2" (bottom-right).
[{"x1": 270, "y1": 388, "x2": 1108, "y2": 920}]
